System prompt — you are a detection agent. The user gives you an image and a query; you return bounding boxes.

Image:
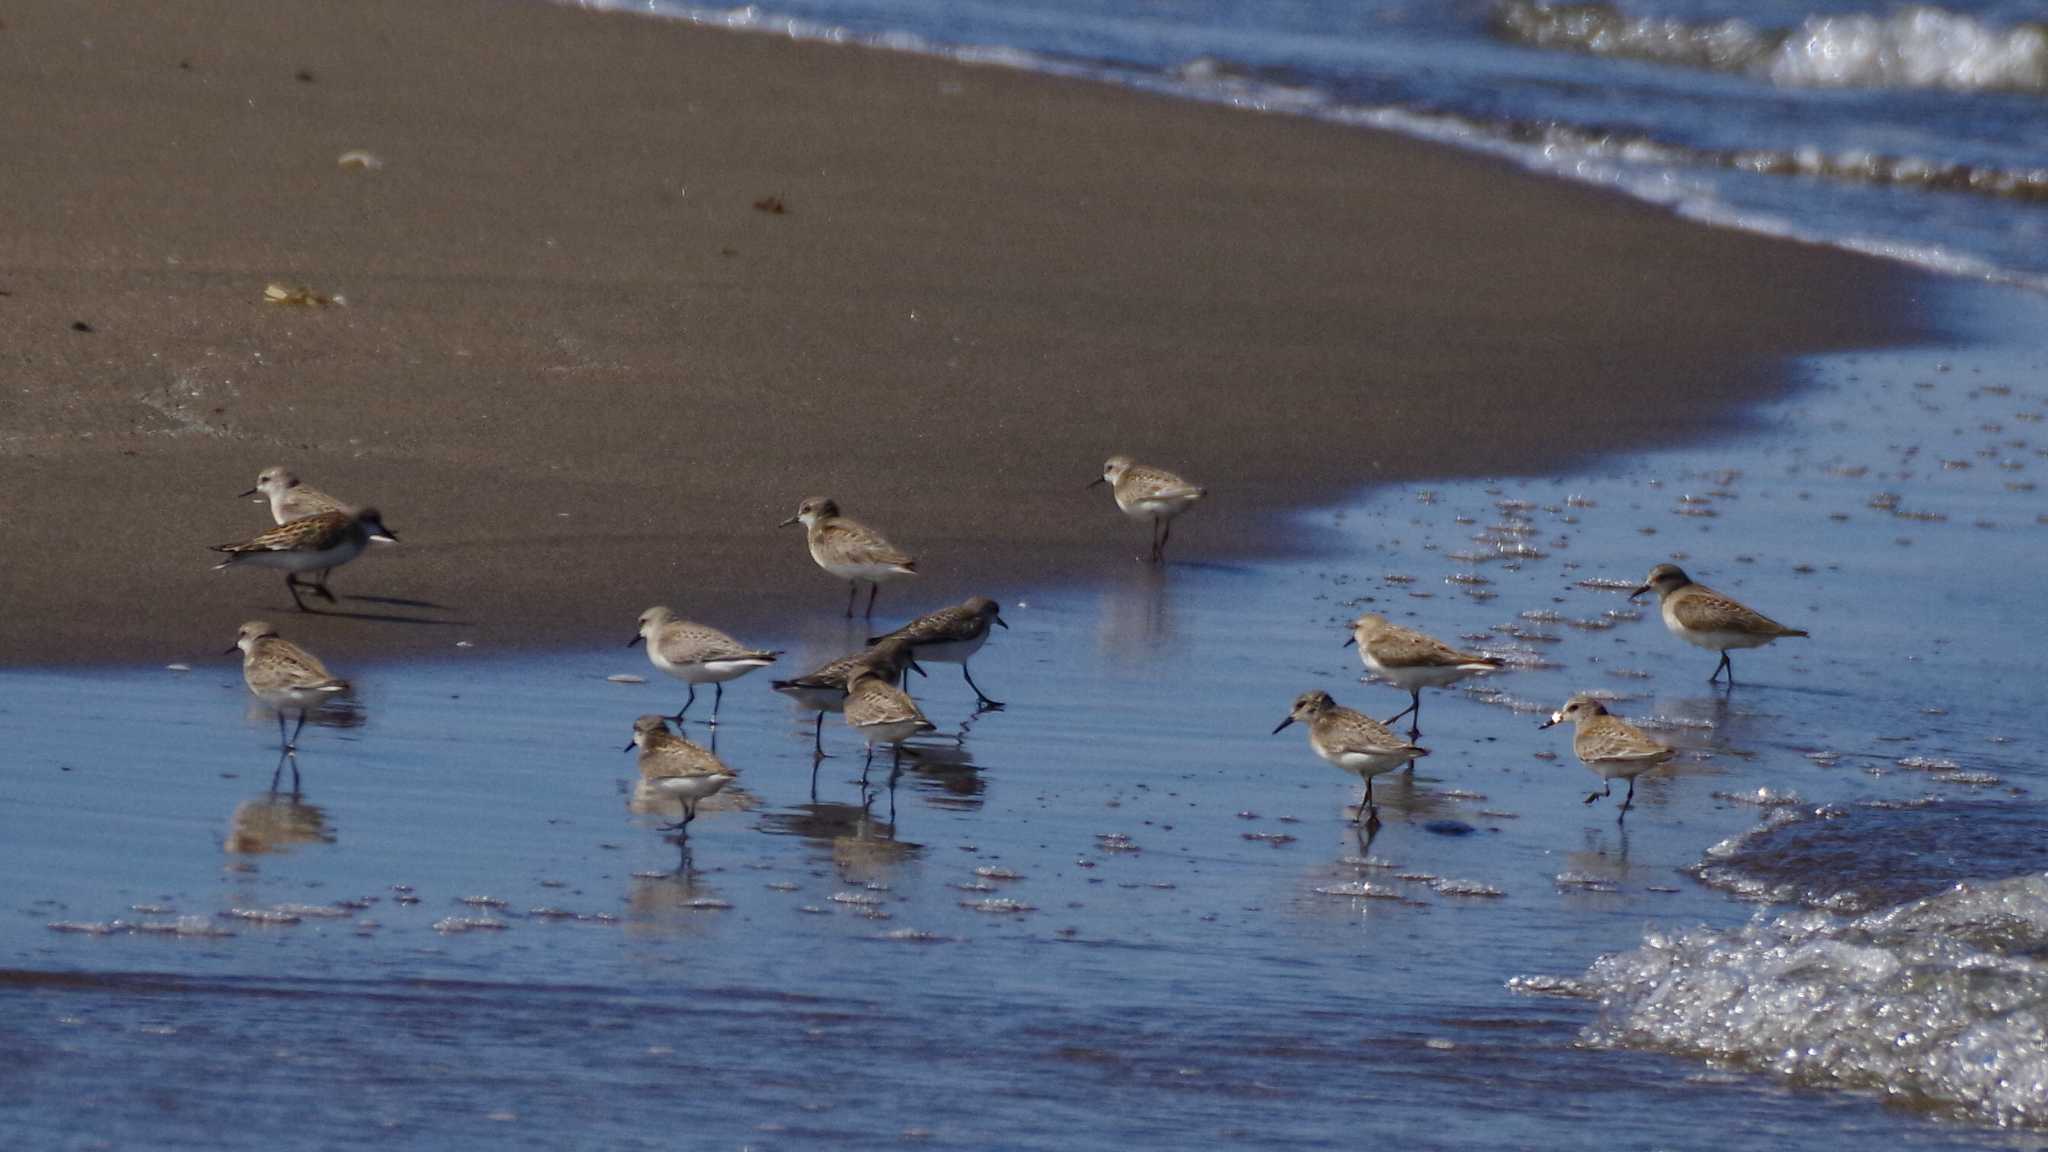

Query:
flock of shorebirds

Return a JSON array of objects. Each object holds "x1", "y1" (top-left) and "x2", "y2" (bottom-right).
[{"x1": 216, "y1": 454, "x2": 1810, "y2": 838}]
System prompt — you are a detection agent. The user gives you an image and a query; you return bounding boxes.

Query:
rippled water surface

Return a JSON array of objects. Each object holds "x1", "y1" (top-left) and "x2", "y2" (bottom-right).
[{"x1": 4, "y1": 286, "x2": 2048, "y2": 1147}]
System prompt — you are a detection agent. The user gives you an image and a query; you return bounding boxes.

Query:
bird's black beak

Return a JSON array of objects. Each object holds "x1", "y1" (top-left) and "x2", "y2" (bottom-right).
[
  {"x1": 1537, "y1": 717, "x2": 1558, "y2": 730},
  {"x1": 1628, "y1": 585, "x2": 1649, "y2": 602},
  {"x1": 373, "y1": 528, "x2": 400, "y2": 544},
  {"x1": 1086, "y1": 476, "x2": 1105, "y2": 489},
  {"x1": 622, "y1": 739, "x2": 637, "y2": 753},
  {"x1": 909, "y1": 660, "x2": 927, "y2": 679},
  {"x1": 778, "y1": 515, "x2": 800, "y2": 527},
  {"x1": 627, "y1": 634, "x2": 643, "y2": 647},
  {"x1": 237, "y1": 487, "x2": 259, "y2": 499},
  {"x1": 224, "y1": 645, "x2": 240, "y2": 655},
  {"x1": 1342, "y1": 635, "x2": 1355, "y2": 648},
  {"x1": 1271, "y1": 716, "x2": 1295, "y2": 735},
  {"x1": 995, "y1": 615, "x2": 1009, "y2": 630}
]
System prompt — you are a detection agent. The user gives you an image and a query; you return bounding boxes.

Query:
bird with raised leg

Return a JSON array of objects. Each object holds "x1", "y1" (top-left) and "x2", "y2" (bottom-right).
[
  {"x1": 1539, "y1": 696, "x2": 1675, "y2": 820},
  {"x1": 1345, "y1": 612, "x2": 1501, "y2": 739},
  {"x1": 1273, "y1": 690, "x2": 1426, "y2": 827},
  {"x1": 780, "y1": 496, "x2": 917, "y2": 618},
  {"x1": 630, "y1": 606, "x2": 778, "y2": 725},
  {"x1": 869, "y1": 595, "x2": 1008, "y2": 710},
  {"x1": 211, "y1": 507, "x2": 398, "y2": 611},
  {"x1": 624, "y1": 714, "x2": 737, "y2": 836},
  {"x1": 231, "y1": 620, "x2": 350, "y2": 755},
  {"x1": 1629, "y1": 563, "x2": 1808, "y2": 685},
  {"x1": 1090, "y1": 455, "x2": 1206, "y2": 563}
]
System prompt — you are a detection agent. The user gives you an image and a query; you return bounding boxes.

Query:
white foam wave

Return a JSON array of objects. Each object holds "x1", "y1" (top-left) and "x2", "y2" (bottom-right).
[
  {"x1": 1493, "y1": 2, "x2": 2048, "y2": 94},
  {"x1": 1580, "y1": 873, "x2": 2048, "y2": 1128}
]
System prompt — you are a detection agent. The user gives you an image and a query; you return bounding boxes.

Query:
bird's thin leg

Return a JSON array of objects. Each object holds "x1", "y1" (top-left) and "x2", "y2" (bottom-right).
[
  {"x1": 285, "y1": 574, "x2": 312, "y2": 613},
  {"x1": 710, "y1": 682, "x2": 723, "y2": 725},
  {"x1": 810, "y1": 750, "x2": 824, "y2": 797},
  {"x1": 269, "y1": 750, "x2": 287, "y2": 791},
  {"x1": 275, "y1": 711, "x2": 290, "y2": 751},
  {"x1": 1407, "y1": 692, "x2": 1422, "y2": 742},
  {"x1": 865, "y1": 582, "x2": 880, "y2": 618},
  {"x1": 310, "y1": 574, "x2": 337, "y2": 603},
  {"x1": 963, "y1": 664, "x2": 1003, "y2": 710},
  {"x1": 1710, "y1": 651, "x2": 1732, "y2": 683},
  {"x1": 845, "y1": 581, "x2": 858, "y2": 618},
  {"x1": 1620, "y1": 776, "x2": 1637, "y2": 814},
  {"x1": 672, "y1": 684, "x2": 697, "y2": 723},
  {"x1": 812, "y1": 710, "x2": 826, "y2": 755},
  {"x1": 1364, "y1": 776, "x2": 1381, "y2": 826},
  {"x1": 289, "y1": 710, "x2": 308, "y2": 750},
  {"x1": 1382, "y1": 696, "x2": 1418, "y2": 726},
  {"x1": 1159, "y1": 517, "x2": 1172, "y2": 561}
]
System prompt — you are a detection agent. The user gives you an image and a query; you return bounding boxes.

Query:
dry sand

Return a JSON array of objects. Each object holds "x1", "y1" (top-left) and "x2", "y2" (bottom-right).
[{"x1": 0, "y1": 0, "x2": 1922, "y2": 664}]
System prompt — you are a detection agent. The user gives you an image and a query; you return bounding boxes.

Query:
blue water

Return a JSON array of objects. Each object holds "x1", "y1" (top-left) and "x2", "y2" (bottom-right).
[
  {"x1": 585, "y1": 0, "x2": 2048, "y2": 287},
  {"x1": 3, "y1": 282, "x2": 2046, "y2": 1146}
]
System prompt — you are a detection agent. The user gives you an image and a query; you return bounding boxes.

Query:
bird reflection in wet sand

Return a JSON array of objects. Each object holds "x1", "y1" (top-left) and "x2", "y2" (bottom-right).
[
  {"x1": 1096, "y1": 562, "x2": 1176, "y2": 666},
  {"x1": 758, "y1": 795, "x2": 923, "y2": 887},
  {"x1": 624, "y1": 715, "x2": 739, "y2": 836},
  {"x1": 626, "y1": 856, "x2": 724, "y2": 918},
  {"x1": 224, "y1": 792, "x2": 333, "y2": 854}
]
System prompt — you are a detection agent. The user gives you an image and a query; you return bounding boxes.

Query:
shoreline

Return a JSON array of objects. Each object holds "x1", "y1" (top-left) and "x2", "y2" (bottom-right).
[{"x1": 0, "y1": 0, "x2": 1930, "y2": 666}]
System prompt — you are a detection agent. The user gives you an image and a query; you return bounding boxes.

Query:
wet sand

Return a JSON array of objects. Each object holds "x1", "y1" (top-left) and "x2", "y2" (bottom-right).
[{"x1": 0, "y1": 0, "x2": 1920, "y2": 665}]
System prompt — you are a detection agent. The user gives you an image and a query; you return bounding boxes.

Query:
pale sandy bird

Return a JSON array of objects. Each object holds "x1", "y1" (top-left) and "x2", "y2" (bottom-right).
[
  {"x1": 771, "y1": 637, "x2": 921, "y2": 756},
  {"x1": 624, "y1": 714, "x2": 738, "y2": 834},
  {"x1": 870, "y1": 596, "x2": 1008, "y2": 710},
  {"x1": 1090, "y1": 455, "x2": 1206, "y2": 563},
  {"x1": 240, "y1": 466, "x2": 349, "y2": 525},
  {"x1": 630, "y1": 607, "x2": 778, "y2": 724},
  {"x1": 781, "y1": 497, "x2": 918, "y2": 618},
  {"x1": 224, "y1": 795, "x2": 332, "y2": 854},
  {"x1": 231, "y1": 621, "x2": 350, "y2": 755},
  {"x1": 1630, "y1": 563, "x2": 1808, "y2": 684},
  {"x1": 1346, "y1": 613, "x2": 1502, "y2": 737},
  {"x1": 1272, "y1": 690, "x2": 1427, "y2": 825},
  {"x1": 211, "y1": 508, "x2": 398, "y2": 611},
  {"x1": 1539, "y1": 695, "x2": 1675, "y2": 817},
  {"x1": 844, "y1": 664, "x2": 937, "y2": 777}
]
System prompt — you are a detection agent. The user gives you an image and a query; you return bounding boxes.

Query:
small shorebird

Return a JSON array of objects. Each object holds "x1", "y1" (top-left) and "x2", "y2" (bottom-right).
[
  {"x1": 772, "y1": 637, "x2": 920, "y2": 755},
  {"x1": 1272, "y1": 690, "x2": 1427, "y2": 825},
  {"x1": 211, "y1": 508, "x2": 398, "y2": 611},
  {"x1": 1090, "y1": 455, "x2": 1206, "y2": 563},
  {"x1": 1346, "y1": 613, "x2": 1502, "y2": 737},
  {"x1": 240, "y1": 465, "x2": 348, "y2": 525},
  {"x1": 624, "y1": 714, "x2": 737, "y2": 834},
  {"x1": 630, "y1": 606, "x2": 778, "y2": 724},
  {"x1": 780, "y1": 497, "x2": 917, "y2": 618},
  {"x1": 844, "y1": 664, "x2": 936, "y2": 778},
  {"x1": 231, "y1": 621, "x2": 349, "y2": 756},
  {"x1": 1539, "y1": 696, "x2": 1674, "y2": 817},
  {"x1": 1630, "y1": 563, "x2": 1808, "y2": 684},
  {"x1": 870, "y1": 596, "x2": 1008, "y2": 709}
]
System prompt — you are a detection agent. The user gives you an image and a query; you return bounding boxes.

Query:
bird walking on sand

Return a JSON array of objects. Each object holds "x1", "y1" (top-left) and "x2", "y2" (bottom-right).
[
  {"x1": 781, "y1": 497, "x2": 917, "y2": 618},
  {"x1": 232, "y1": 621, "x2": 349, "y2": 758},
  {"x1": 241, "y1": 465, "x2": 349, "y2": 525},
  {"x1": 1272, "y1": 690, "x2": 1427, "y2": 826},
  {"x1": 630, "y1": 607, "x2": 778, "y2": 725},
  {"x1": 870, "y1": 596, "x2": 1008, "y2": 710},
  {"x1": 624, "y1": 714, "x2": 737, "y2": 834},
  {"x1": 211, "y1": 508, "x2": 398, "y2": 611},
  {"x1": 844, "y1": 664, "x2": 937, "y2": 780},
  {"x1": 1346, "y1": 613, "x2": 1502, "y2": 737},
  {"x1": 1090, "y1": 456, "x2": 1205, "y2": 563},
  {"x1": 1539, "y1": 696, "x2": 1674, "y2": 817},
  {"x1": 772, "y1": 637, "x2": 921, "y2": 756},
  {"x1": 1630, "y1": 563, "x2": 1808, "y2": 684}
]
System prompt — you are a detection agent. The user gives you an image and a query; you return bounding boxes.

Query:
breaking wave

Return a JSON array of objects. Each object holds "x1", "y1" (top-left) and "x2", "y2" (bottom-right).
[{"x1": 1492, "y1": 2, "x2": 2048, "y2": 93}]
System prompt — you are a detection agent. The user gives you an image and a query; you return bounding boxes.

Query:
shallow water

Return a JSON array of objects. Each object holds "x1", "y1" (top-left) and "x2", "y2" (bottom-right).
[{"x1": 5, "y1": 284, "x2": 2048, "y2": 1146}]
